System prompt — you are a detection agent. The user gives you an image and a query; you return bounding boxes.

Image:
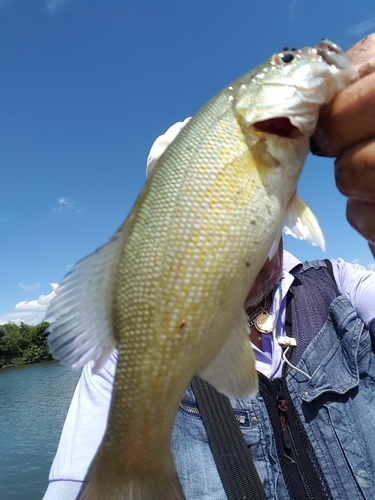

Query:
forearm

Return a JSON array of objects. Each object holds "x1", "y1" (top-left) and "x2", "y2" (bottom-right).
[
  {"x1": 43, "y1": 481, "x2": 81, "y2": 500},
  {"x1": 44, "y1": 352, "x2": 116, "y2": 493}
]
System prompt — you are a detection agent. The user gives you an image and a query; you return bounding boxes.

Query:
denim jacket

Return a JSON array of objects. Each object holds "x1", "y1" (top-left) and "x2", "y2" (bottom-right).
[{"x1": 172, "y1": 261, "x2": 375, "y2": 499}]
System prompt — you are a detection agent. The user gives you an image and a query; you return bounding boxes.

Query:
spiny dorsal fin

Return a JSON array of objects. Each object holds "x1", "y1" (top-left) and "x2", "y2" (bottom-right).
[
  {"x1": 46, "y1": 175, "x2": 157, "y2": 372},
  {"x1": 46, "y1": 227, "x2": 129, "y2": 372}
]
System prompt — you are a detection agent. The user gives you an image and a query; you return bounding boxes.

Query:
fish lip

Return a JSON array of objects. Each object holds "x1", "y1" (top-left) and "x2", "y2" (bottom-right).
[
  {"x1": 315, "y1": 47, "x2": 336, "y2": 65},
  {"x1": 253, "y1": 117, "x2": 301, "y2": 138},
  {"x1": 314, "y1": 39, "x2": 347, "y2": 68}
]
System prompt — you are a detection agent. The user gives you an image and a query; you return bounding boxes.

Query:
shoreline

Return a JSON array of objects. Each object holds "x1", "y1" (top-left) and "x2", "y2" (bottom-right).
[{"x1": 0, "y1": 358, "x2": 57, "y2": 371}]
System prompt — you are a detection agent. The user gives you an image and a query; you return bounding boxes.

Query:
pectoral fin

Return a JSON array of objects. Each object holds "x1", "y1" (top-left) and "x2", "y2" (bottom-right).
[
  {"x1": 199, "y1": 310, "x2": 258, "y2": 399},
  {"x1": 283, "y1": 192, "x2": 326, "y2": 251}
]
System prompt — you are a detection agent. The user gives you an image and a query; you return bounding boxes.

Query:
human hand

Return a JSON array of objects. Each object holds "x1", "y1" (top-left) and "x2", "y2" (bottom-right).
[{"x1": 311, "y1": 34, "x2": 375, "y2": 256}]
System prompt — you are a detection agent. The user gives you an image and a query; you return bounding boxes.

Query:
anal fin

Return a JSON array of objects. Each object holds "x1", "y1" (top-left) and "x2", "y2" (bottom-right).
[{"x1": 199, "y1": 311, "x2": 258, "y2": 399}]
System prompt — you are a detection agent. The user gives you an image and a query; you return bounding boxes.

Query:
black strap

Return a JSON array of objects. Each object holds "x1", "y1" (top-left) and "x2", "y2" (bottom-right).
[
  {"x1": 323, "y1": 259, "x2": 341, "y2": 297},
  {"x1": 191, "y1": 376, "x2": 267, "y2": 500}
]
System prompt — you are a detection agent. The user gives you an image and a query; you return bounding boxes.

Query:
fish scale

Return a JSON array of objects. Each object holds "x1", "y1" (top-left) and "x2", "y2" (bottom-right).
[{"x1": 46, "y1": 40, "x2": 359, "y2": 499}]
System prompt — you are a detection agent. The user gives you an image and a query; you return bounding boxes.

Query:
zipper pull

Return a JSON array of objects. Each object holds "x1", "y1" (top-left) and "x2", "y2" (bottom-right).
[
  {"x1": 272, "y1": 379, "x2": 293, "y2": 453},
  {"x1": 277, "y1": 397, "x2": 292, "y2": 453}
]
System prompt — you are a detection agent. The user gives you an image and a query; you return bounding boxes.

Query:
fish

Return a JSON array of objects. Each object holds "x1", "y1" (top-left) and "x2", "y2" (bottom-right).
[{"x1": 46, "y1": 40, "x2": 359, "y2": 500}]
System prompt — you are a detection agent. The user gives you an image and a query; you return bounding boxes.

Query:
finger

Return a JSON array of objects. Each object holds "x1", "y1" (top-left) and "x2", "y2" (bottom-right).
[
  {"x1": 311, "y1": 71, "x2": 375, "y2": 157},
  {"x1": 335, "y1": 139, "x2": 375, "y2": 201},
  {"x1": 346, "y1": 33, "x2": 375, "y2": 76},
  {"x1": 347, "y1": 198, "x2": 375, "y2": 244}
]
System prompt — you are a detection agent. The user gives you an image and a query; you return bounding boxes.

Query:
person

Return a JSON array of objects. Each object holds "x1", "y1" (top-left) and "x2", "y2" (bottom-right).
[{"x1": 43, "y1": 34, "x2": 375, "y2": 500}]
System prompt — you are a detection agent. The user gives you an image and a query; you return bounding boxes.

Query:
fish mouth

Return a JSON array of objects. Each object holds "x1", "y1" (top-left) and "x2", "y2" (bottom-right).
[
  {"x1": 253, "y1": 117, "x2": 301, "y2": 138},
  {"x1": 314, "y1": 39, "x2": 347, "y2": 68}
]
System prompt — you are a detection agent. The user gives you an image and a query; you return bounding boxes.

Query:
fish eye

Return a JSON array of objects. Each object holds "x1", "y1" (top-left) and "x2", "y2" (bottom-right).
[
  {"x1": 273, "y1": 51, "x2": 296, "y2": 65},
  {"x1": 280, "y1": 52, "x2": 295, "y2": 63}
]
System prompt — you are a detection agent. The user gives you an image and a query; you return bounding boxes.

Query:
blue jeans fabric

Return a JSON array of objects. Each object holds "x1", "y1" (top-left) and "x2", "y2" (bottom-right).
[
  {"x1": 172, "y1": 295, "x2": 375, "y2": 499},
  {"x1": 289, "y1": 294, "x2": 375, "y2": 499},
  {"x1": 172, "y1": 384, "x2": 288, "y2": 499}
]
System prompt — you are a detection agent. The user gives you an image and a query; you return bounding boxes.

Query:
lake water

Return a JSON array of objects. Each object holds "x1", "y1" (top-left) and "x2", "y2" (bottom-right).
[{"x1": 0, "y1": 362, "x2": 81, "y2": 499}]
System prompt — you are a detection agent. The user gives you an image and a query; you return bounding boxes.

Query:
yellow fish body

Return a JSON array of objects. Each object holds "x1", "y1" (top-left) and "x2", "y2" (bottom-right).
[{"x1": 46, "y1": 41, "x2": 358, "y2": 499}]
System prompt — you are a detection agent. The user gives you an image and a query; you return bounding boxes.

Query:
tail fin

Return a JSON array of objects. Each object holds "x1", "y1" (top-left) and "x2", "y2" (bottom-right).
[{"x1": 77, "y1": 472, "x2": 185, "y2": 500}]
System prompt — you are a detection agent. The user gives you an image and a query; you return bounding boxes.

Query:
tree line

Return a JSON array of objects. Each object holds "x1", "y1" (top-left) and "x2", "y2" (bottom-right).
[{"x1": 0, "y1": 321, "x2": 53, "y2": 367}]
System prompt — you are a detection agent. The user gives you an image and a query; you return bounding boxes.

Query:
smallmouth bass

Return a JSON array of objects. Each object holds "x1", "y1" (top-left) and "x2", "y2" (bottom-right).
[{"x1": 46, "y1": 40, "x2": 358, "y2": 499}]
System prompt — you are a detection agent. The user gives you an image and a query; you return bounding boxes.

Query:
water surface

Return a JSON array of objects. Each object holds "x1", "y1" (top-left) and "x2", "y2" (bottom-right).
[{"x1": 0, "y1": 362, "x2": 81, "y2": 499}]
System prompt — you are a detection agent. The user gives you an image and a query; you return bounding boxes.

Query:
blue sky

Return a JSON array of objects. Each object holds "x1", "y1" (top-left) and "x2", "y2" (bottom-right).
[{"x1": 1, "y1": 0, "x2": 375, "y2": 324}]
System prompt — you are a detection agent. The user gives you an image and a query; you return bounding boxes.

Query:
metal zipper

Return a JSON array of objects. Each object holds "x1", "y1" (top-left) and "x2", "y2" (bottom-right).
[
  {"x1": 274, "y1": 379, "x2": 315, "y2": 500},
  {"x1": 286, "y1": 419, "x2": 315, "y2": 500},
  {"x1": 179, "y1": 402, "x2": 246, "y2": 424},
  {"x1": 259, "y1": 372, "x2": 328, "y2": 499}
]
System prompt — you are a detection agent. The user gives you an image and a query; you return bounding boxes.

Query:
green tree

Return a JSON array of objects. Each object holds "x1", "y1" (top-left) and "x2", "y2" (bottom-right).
[
  {"x1": 0, "y1": 321, "x2": 52, "y2": 367},
  {"x1": 0, "y1": 323, "x2": 22, "y2": 366},
  {"x1": 20, "y1": 321, "x2": 52, "y2": 364}
]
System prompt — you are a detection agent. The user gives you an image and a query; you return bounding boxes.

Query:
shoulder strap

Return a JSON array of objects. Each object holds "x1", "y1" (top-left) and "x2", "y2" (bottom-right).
[
  {"x1": 323, "y1": 259, "x2": 341, "y2": 296},
  {"x1": 191, "y1": 376, "x2": 267, "y2": 500}
]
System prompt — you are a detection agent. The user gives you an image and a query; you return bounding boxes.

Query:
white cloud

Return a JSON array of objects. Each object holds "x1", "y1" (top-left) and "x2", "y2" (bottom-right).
[
  {"x1": 0, "y1": 283, "x2": 59, "y2": 325},
  {"x1": 59, "y1": 197, "x2": 71, "y2": 207},
  {"x1": 351, "y1": 258, "x2": 375, "y2": 271},
  {"x1": 348, "y1": 18, "x2": 375, "y2": 37},
  {"x1": 53, "y1": 196, "x2": 81, "y2": 214},
  {"x1": 18, "y1": 282, "x2": 41, "y2": 291}
]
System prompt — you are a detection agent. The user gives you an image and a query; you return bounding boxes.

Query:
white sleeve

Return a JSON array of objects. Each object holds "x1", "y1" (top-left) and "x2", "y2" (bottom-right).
[
  {"x1": 42, "y1": 481, "x2": 81, "y2": 500},
  {"x1": 43, "y1": 350, "x2": 117, "y2": 497}
]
